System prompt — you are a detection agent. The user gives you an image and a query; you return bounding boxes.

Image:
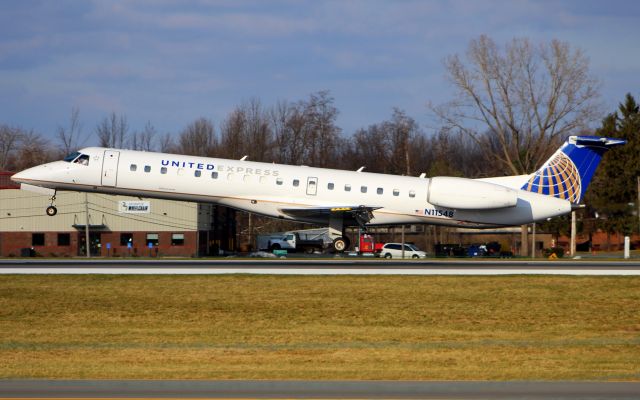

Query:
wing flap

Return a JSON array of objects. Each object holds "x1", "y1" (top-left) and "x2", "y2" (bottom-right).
[{"x1": 279, "y1": 205, "x2": 381, "y2": 227}]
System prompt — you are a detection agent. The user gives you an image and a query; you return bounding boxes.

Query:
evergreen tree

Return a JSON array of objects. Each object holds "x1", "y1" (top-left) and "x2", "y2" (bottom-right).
[{"x1": 587, "y1": 93, "x2": 640, "y2": 237}]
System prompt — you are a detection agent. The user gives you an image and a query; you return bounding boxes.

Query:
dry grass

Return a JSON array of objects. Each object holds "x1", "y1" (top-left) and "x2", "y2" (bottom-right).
[{"x1": 0, "y1": 275, "x2": 639, "y2": 380}]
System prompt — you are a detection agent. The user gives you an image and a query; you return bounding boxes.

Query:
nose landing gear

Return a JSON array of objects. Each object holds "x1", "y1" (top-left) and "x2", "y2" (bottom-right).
[{"x1": 46, "y1": 193, "x2": 57, "y2": 216}]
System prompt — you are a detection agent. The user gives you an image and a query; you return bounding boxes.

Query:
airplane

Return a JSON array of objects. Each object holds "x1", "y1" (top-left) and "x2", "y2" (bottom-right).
[{"x1": 11, "y1": 135, "x2": 625, "y2": 252}]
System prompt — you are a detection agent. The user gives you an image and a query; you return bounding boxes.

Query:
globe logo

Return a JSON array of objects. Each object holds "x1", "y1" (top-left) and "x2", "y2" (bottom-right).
[{"x1": 524, "y1": 151, "x2": 581, "y2": 203}]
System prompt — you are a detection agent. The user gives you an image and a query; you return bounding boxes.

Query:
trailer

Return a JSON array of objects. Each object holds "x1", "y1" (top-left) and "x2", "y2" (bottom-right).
[{"x1": 257, "y1": 228, "x2": 333, "y2": 253}]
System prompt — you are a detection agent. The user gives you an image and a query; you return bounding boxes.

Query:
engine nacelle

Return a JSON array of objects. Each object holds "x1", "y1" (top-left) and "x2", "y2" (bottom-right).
[{"x1": 427, "y1": 176, "x2": 518, "y2": 210}]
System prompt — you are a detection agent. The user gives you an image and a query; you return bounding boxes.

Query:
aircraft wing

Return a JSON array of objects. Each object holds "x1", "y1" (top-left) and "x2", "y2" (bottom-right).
[{"x1": 279, "y1": 205, "x2": 381, "y2": 227}]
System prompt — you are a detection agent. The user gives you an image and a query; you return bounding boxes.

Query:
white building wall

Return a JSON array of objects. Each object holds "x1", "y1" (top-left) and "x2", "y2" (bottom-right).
[{"x1": 0, "y1": 190, "x2": 204, "y2": 232}]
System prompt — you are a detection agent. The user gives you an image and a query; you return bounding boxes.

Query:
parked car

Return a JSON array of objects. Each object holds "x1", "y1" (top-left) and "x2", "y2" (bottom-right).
[{"x1": 378, "y1": 243, "x2": 427, "y2": 259}]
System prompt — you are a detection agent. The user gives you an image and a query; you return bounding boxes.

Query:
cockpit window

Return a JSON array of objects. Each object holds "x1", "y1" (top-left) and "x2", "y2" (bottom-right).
[
  {"x1": 74, "y1": 154, "x2": 90, "y2": 166},
  {"x1": 63, "y1": 151, "x2": 81, "y2": 162}
]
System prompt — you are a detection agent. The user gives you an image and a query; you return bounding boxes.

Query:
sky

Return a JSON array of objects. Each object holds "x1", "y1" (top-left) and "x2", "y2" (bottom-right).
[{"x1": 1, "y1": 0, "x2": 639, "y2": 145}]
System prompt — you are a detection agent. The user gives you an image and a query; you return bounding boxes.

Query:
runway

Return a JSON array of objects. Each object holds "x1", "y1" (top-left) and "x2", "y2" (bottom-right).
[
  {"x1": 2, "y1": 259, "x2": 640, "y2": 275},
  {"x1": 1, "y1": 379, "x2": 640, "y2": 399}
]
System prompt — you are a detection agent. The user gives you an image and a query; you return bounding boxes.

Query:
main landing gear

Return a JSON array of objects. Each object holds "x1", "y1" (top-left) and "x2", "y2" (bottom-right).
[
  {"x1": 46, "y1": 192, "x2": 58, "y2": 216},
  {"x1": 329, "y1": 206, "x2": 374, "y2": 252}
]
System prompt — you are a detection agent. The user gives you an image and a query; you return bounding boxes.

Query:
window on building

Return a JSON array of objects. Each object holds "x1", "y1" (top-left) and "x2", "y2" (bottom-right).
[
  {"x1": 293, "y1": 179, "x2": 300, "y2": 187},
  {"x1": 144, "y1": 165, "x2": 151, "y2": 173},
  {"x1": 211, "y1": 171, "x2": 218, "y2": 179},
  {"x1": 32, "y1": 233, "x2": 45, "y2": 246},
  {"x1": 161, "y1": 167, "x2": 167, "y2": 174},
  {"x1": 328, "y1": 183, "x2": 334, "y2": 190},
  {"x1": 345, "y1": 184, "x2": 351, "y2": 192},
  {"x1": 377, "y1": 187, "x2": 383, "y2": 195},
  {"x1": 130, "y1": 164, "x2": 137, "y2": 171},
  {"x1": 146, "y1": 233, "x2": 159, "y2": 246},
  {"x1": 120, "y1": 233, "x2": 133, "y2": 246},
  {"x1": 361, "y1": 186, "x2": 367, "y2": 193},
  {"x1": 171, "y1": 233, "x2": 185, "y2": 246},
  {"x1": 57, "y1": 233, "x2": 70, "y2": 246},
  {"x1": 409, "y1": 190, "x2": 416, "y2": 198},
  {"x1": 393, "y1": 189, "x2": 400, "y2": 196},
  {"x1": 195, "y1": 170, "x2": 201, "y2": 177}
]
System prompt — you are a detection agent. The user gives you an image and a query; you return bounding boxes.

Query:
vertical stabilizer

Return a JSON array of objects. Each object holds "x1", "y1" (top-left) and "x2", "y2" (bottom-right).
[{"x1": 521, "y1": 136, "x2": 626, "y2": 204}]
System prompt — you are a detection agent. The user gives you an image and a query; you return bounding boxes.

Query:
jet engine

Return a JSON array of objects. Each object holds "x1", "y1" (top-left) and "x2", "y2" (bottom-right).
[{"x1": 427, "y1": 176, "x2": 518, "y2": 210}]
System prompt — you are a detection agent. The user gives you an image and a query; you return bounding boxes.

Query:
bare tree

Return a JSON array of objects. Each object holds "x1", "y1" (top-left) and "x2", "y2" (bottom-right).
[
  {"x1": 177, "y1": 118, "x2": 217, "y2": 156},
  {"x1": 388, "y1": 108, "x2": 419, "y2": 175},
  {"x1": 431, "y1": 35, "x2": 601, "y2": 175},
  {"x1": 56, "y1": 107, "x2": 84, "y2": 155},
  {"x1": 159, "y1": 132, "x2": 176, "y2": 153},
  {"x1": 272, "y1": 101, "x2": 308, "y2": 165},
  {"x1": 96, "y1": 112, "x2": 129, "y2": 148},
  {"x1": 304, "y1": 90, "x2": 341, "y2": 167},
  {"x1": 0, "y1": 124, "x2": 24, "y2": 170},
  {"x1": 130, "y1": 121, "x2": 156, "y2": 151},
  {"x1": 13, "y1": 131, "x2": 55, "y2": 171}
]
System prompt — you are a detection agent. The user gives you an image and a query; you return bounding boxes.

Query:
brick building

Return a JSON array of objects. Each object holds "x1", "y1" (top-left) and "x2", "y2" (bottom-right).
[{"x1": 0, "y1": 172, "x2": 235, "y2": 257}]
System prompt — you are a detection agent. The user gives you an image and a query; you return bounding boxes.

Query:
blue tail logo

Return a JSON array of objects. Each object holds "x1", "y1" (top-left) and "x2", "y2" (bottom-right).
[{"x1": 521, "y1": 136, "x2": 625, "y2": 204}]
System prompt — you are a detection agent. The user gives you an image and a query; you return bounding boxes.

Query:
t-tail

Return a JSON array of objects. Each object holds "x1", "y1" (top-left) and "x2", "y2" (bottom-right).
[{"x1": 521, "y1": 136, "x2": 626, "y2": 204}]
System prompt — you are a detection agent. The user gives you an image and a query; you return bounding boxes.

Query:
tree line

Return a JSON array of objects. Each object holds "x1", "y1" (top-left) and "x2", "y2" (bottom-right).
[{"x1": 0, "y1": 90, "x2": 488, "y2": 178}]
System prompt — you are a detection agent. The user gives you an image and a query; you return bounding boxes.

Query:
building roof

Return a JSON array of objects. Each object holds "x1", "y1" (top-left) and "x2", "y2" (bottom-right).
[{"x1": 0, "y1": 171, "x2": 19, "y2": 189}]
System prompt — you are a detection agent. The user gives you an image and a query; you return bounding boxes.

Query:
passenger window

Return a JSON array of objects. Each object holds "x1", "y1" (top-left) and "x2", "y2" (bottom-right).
[
  {"x1": 393, "y1": 189, "x2": 399, "y2": 196},
  {"x1": 243, "y1": 175, "x2": 251, "y2": 182},
  {"x1": 144, "y1": 165, "x2": 151, "y2": 173},
  {"x1": 194, "y1": 170, "x2": 201, "y2": 177},
  {"x1": 161, "y1": 167, "x2": 167, "y2": 174},
  {"x1": 377, "y1": 188, "x2": 383, "y2": 195},
  {"x1": 361, "y1": 186, "x2": 367, "y2": 193},
  {"x1": 345, "y1": 184, "x2": 351, "y2": 192},
  {"x1": 276, "y1": 178, "x2": 283, "y2": 185},
  {"x1": 130, "y1": 164, "x2": 137, "y2": 171},
  {"x1": 328, "y1": 183, "x2": 334, "y2": 190},
  {"x1": 211, "y1": 171, "x2": 218, "y2": 179},
  {"x1": 409, "y1": 190, "x2": 416, "y2": 198},
  {"x1": 259, "y1": 176, "x2": 267, "y2": 184},
  {"x1": 293, "y1": 179, "x2": 300, "y2": 187}
]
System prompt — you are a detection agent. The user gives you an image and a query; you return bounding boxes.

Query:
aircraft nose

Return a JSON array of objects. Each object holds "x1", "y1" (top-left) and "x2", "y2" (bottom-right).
[
  {"x1": 11, "y1": 166, "x2": 42, "y2": 184},
  {"x1": 11, "y1": 170, "x2": 28, "y2": 183}
]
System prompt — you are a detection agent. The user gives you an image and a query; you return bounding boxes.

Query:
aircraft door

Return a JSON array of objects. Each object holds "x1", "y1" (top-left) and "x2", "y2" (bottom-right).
[
  {"x1": 101, "y1": 150, "x2": 120, "y2": 187},
  {"x1": 306, "y1": 177, "x2": 318, "y2": 195}
]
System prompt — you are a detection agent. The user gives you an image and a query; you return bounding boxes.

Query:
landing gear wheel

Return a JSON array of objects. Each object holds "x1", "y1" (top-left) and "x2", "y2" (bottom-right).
[
  {"x1": 46, "y1": 206, "x2": 57, "y2": 216},
  {"x1": 333, "y1": 237, "x2": 348, "y2": 252}
]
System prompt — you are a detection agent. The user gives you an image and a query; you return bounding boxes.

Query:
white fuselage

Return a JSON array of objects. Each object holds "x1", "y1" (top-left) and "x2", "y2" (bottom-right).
[{"x1": 11, "y1": 147, "x2": 572, "y2": 228}]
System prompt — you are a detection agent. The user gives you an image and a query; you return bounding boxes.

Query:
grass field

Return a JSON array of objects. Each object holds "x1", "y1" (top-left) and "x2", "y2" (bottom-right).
[{"x1": 0, "y1": 275, "x2": 639, "y2": 380}]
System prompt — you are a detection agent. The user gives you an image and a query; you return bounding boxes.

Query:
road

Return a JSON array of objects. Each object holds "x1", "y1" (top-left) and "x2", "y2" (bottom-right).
[
  {"x1": 1, "y1": 380, "x2": 639, "y2": 399},
  {"x1": 2, "y1": 258, "x2": 640, "y2": 275}
]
